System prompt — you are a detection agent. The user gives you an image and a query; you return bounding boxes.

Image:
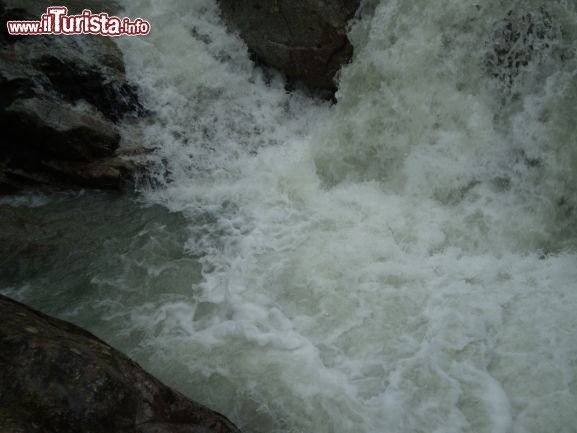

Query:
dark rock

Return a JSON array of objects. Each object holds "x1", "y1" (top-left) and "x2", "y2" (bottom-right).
[
  {"x1": 33, "y1": 54, "x2": 141, "y2": 123},
  {"x1": 0, "y1": 0, "x2": 145, "y2": 192},
  {"x1": 486, "y1": 8, "x2": 560, "y2": 86},
  {"x1": 0, "y1": 294, "x2": 242, "y2": 433},
  {"x1": 40, "y1": 157, "x2": 141, "y2": 188},
  {"x1": 217, "y1": 0, "x2": 360, "y2": 97},
  {"x1": 2, "y1": 97, "x2": 120, "y2": 161},
  {"x1": 0, "y1": 156, "x2": 142, "y2": 191}
]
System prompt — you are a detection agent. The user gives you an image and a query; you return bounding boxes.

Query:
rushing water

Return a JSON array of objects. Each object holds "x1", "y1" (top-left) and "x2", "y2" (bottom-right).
[{"x1": 2, "y1": 0, "x2": 577, "y2": 432}]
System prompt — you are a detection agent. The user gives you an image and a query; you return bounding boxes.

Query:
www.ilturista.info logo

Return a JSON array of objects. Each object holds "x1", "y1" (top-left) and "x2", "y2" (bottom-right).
[{"x1": 6, "y1": 6, "x2": 151, "y2": 36}]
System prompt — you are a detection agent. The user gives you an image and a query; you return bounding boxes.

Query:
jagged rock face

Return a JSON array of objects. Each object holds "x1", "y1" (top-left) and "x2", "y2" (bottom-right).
[
  {"x1": 0, "y1": 0, "x2": 142, "y2": 192},
  {"x1": 217, "y1": 0, "x2": 360, "y2": 97},
  {"x1": 0, "y1": 294, "x2": 242, "y2": 433}
]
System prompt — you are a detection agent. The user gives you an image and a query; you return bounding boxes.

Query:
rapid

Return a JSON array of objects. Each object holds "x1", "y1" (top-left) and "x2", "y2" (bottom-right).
[{"x1": 2, "y1": 0, "x2": 577, "y2": 432}]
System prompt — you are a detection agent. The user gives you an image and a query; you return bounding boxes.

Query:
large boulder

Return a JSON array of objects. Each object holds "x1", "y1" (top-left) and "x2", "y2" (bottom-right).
[
  {"x1": 0, "y1": 0, "x2": 143, "y2": 192},
  {"x1": 217, "y1": 0, "x2": 360, "y2": 97},
  {"x1": 0, "y1": 294, "x2": 242, "y2": 433}
]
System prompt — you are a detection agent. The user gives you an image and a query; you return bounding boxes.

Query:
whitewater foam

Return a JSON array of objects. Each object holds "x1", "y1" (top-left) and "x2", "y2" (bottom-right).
[{"x1": 2, "y1": 0, "x2": 576, "y2": 432}]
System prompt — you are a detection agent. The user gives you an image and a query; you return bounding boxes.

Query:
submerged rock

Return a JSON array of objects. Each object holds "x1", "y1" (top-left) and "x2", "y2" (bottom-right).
[
  {"x1": 485, "y1": 8, "x2": 562, "y2": 87},
  {"x1": 0, "y1": 294, "x2": 242, "y2": 433},
  {"x1": 217, "y1": 0, "x2": 360, "y2": 97},
  {"x1": 0, "y1": 0, "x2": 144, "y2": 192}
]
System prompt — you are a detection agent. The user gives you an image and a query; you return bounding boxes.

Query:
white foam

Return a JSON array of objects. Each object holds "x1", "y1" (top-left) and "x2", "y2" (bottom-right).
[{"x1": 111, "y1": 0, "x2": 577, "y2": 432}]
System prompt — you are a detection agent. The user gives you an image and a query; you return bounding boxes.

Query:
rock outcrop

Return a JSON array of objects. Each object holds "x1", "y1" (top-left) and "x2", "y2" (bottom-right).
[
  {"x1": 0, "y1": 0, "x2": 144, "y2": 192},
  {"x1": 217, "y1": 0, "x2": 360, "y2": 97},
  {"x1": 0, "y1": 294, "x2": 242, "y2": 433}
]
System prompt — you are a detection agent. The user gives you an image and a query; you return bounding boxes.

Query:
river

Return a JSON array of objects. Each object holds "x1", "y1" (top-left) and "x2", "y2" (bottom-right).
[{"x1": 1, "y1": 0, "x2": 577, "y2": 432}]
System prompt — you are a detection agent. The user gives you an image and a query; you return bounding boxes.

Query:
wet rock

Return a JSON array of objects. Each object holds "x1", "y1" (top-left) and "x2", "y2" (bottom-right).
[
  {"x1": 486, "y1": 8, "x2": 561, "y2": 86},
  {"x1": 0, "y1": 0, "x2": 144, "y2": 192},
  {"x1": 0, "y1": 156, "x2": 143, "y2": 192},
  {"x1": 2, "y1": 97, "x2": 120, "y2": 161},
  {"x1": 0, "y1": 294, "x2": 242, "y2": 433},
  {"x1": 217, "y1": 0, "x2": 360, "y2": 97}
]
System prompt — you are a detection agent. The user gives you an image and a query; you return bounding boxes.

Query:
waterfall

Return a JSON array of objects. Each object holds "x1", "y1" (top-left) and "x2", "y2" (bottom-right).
[{"x1": 2, "y1": 0, "x2": 577, "y2": 432}]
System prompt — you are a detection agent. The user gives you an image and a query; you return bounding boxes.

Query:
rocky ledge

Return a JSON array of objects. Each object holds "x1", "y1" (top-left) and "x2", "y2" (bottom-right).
[
  {"x1": 0, "y1": 0, "x2": 145, "y2": 193},
  {"x1": 0, "y1": 294, "x2": 242, "y2": 433}
]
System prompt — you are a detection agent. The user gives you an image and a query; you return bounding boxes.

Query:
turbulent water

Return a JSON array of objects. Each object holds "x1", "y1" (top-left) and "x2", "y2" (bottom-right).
[{"x1": 2, "y1": 0, "x2": 577, "y2": 432}]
